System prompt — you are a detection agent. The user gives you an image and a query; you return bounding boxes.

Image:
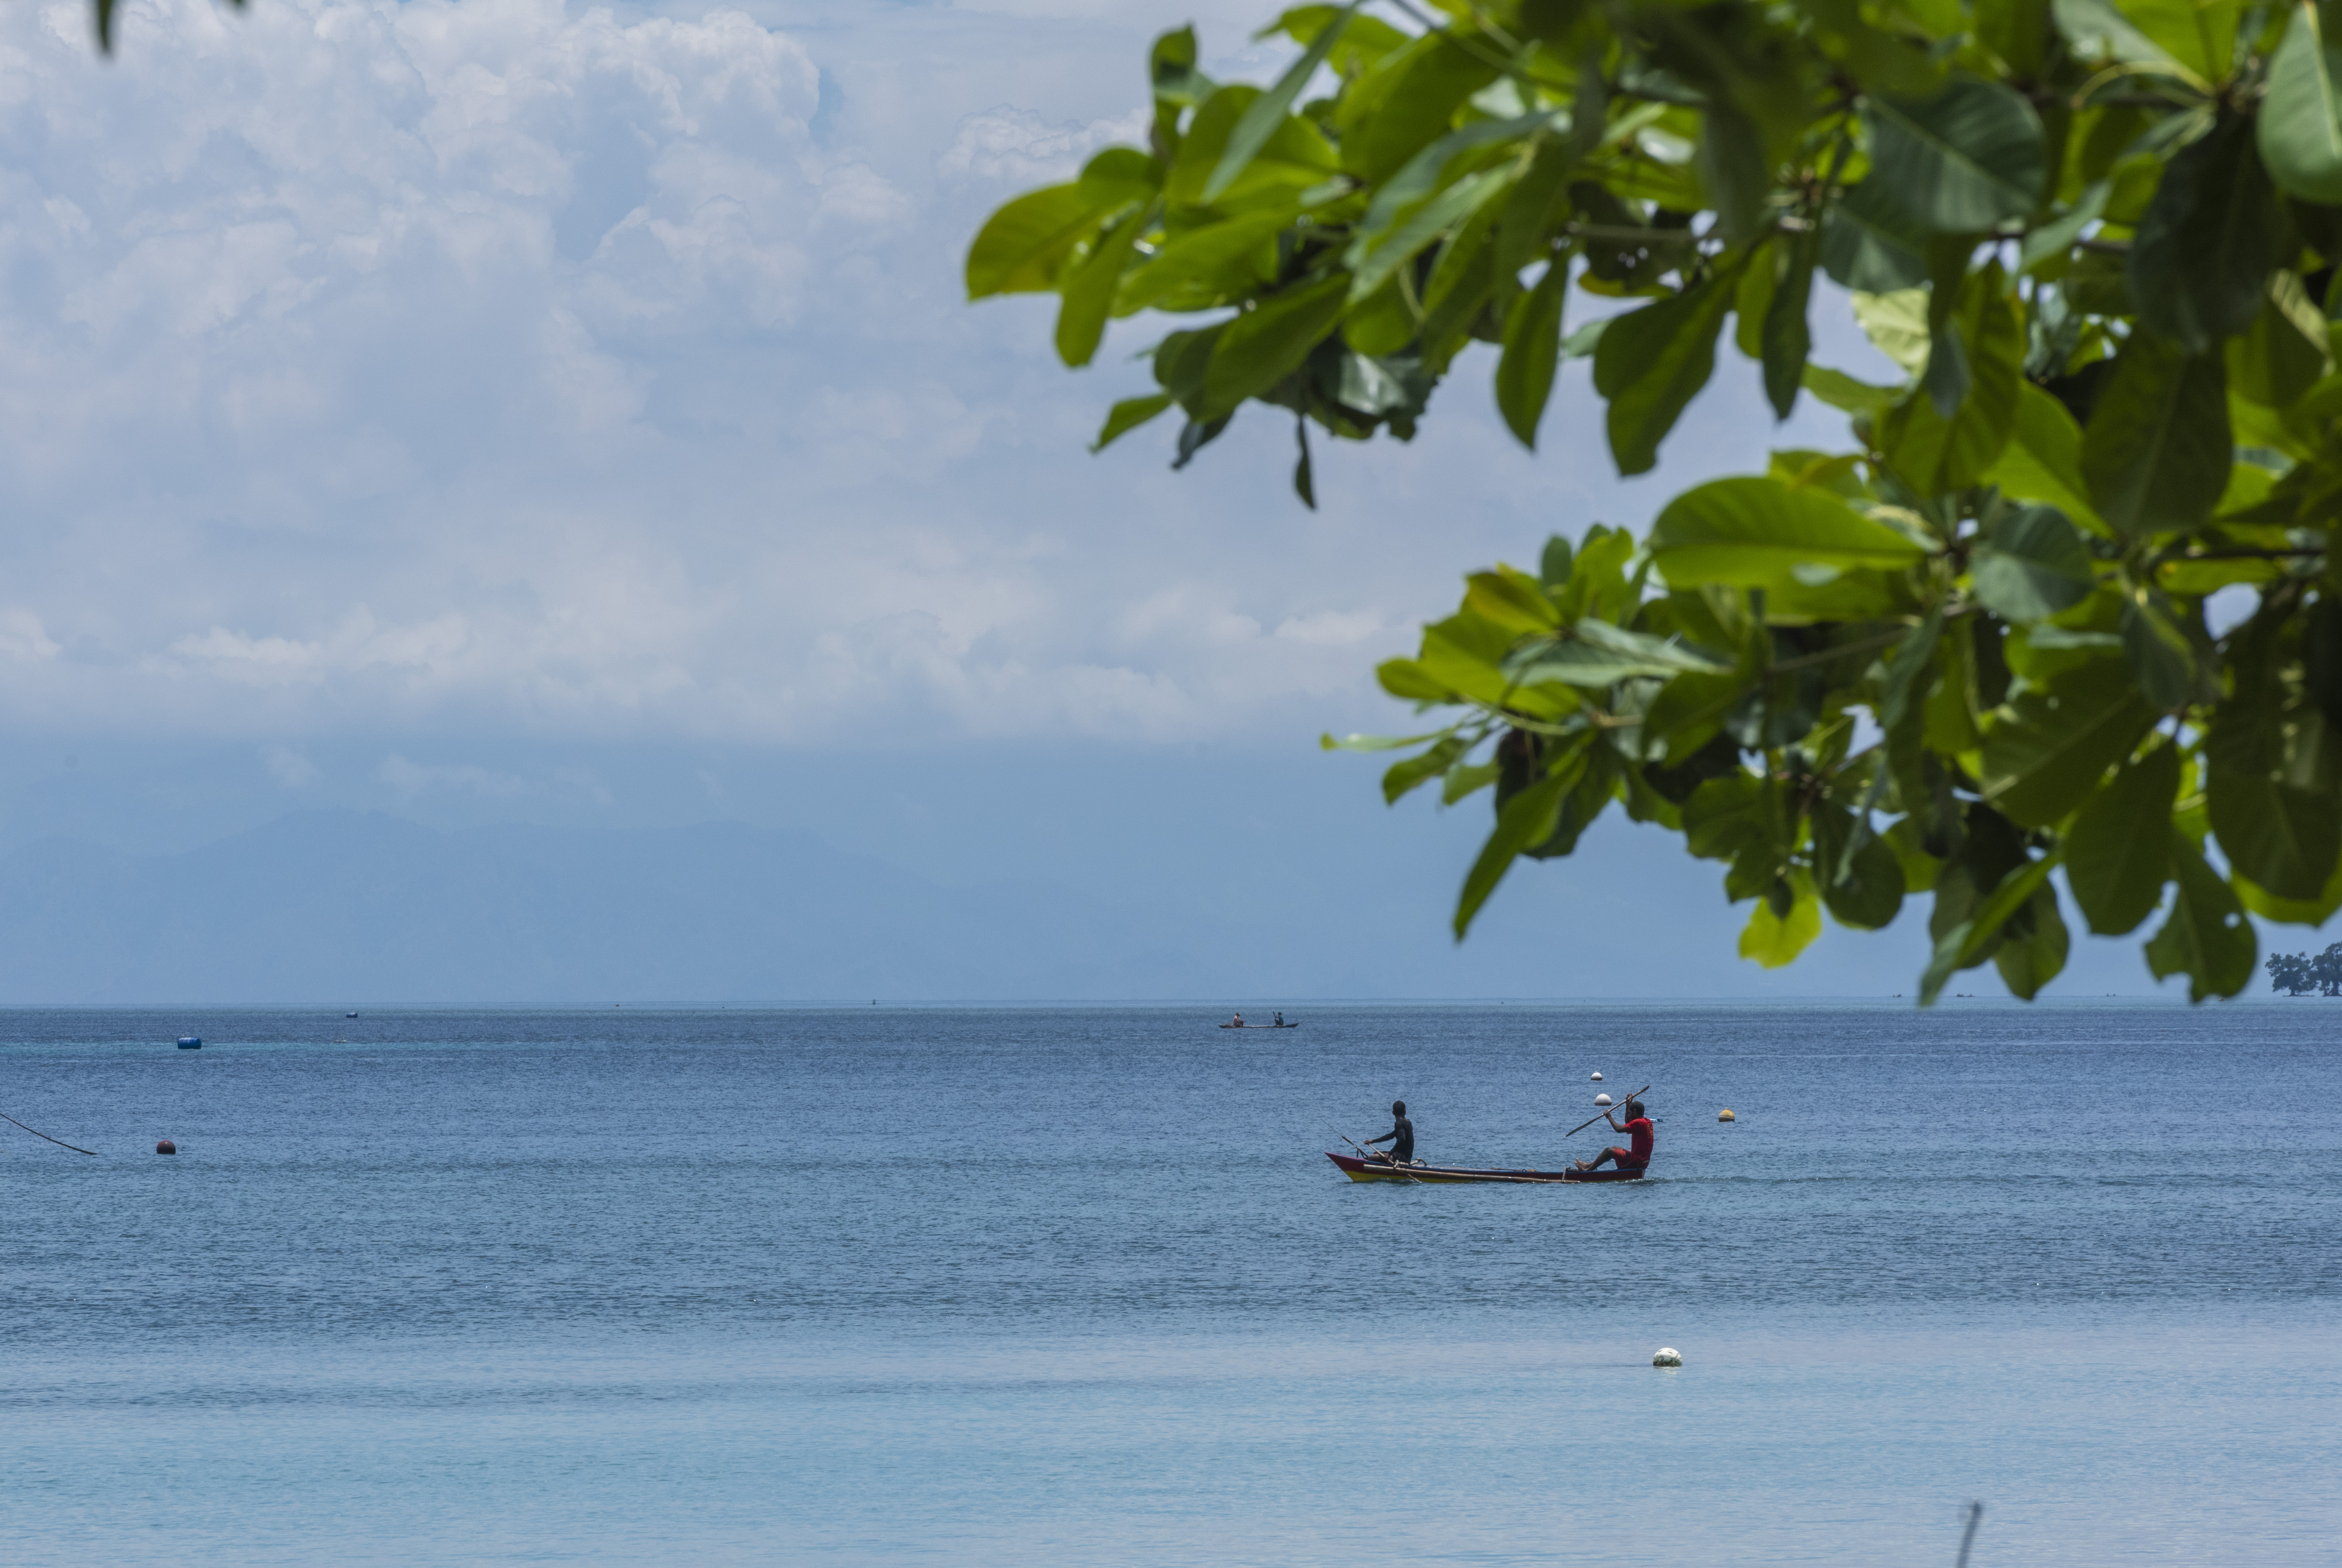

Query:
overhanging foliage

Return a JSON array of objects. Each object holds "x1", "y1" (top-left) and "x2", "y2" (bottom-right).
[{"x1": 970, "y1": 0, "x2": 2342, "y2": 1002}]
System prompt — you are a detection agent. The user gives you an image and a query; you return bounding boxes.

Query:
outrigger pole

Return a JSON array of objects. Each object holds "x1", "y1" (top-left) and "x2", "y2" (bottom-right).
[
  {"x1": 1, "y1": 1108, "x2": 99, "y2": 1155},
  {"x1": 1564, "y1": 1085, "x2": 1649, "y2": 1138}
]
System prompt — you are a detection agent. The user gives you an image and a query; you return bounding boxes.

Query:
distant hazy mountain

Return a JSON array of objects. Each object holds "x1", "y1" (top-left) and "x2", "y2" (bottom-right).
[{"x1": 0, "y1": 811, "x2": 1234, "y2": 1003}]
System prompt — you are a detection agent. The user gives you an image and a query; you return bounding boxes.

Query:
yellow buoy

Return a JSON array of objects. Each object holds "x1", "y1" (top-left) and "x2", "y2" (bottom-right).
[{"x1": 1718, "y1": 1108, "x2": 1736, "y2": 1122}]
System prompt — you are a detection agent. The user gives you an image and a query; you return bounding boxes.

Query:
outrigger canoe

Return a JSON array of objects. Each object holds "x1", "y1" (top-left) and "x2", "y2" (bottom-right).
[
  {"x1": 1218, "y1": 1022, "x2": 1300, "y2": 1028},
  {"x1": 1328, "y1": 1151, "x2": 1644, "y2": 1184}
]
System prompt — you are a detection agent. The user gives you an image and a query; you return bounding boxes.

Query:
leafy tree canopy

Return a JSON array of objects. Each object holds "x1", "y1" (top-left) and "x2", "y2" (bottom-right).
[
  {"x1": 970, "y1": 0, "x2": 2342, "y2": 1002},
  {"x1": 2265, "y1": 942, "x2": 2342, "y2": 991}
]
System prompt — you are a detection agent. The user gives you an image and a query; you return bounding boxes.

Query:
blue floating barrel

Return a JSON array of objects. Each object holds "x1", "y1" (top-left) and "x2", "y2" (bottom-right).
[{"x1": 176, "y1": 1036, "x2": 202, "y2": 1049}]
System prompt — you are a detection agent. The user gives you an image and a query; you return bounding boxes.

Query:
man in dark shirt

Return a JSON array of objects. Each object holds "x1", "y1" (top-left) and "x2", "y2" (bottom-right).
[
  {"x1": 1366, "y1": 1100, "x2": 1414, "y2": 1165},
  {"x1": 1574, "y1": 1099, "x2": 1653, "y2": 1172}
]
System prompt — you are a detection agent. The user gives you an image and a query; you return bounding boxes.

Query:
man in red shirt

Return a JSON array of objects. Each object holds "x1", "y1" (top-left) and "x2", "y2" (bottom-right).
[{"x1": 1574, "y1": 1098, "x2": 1652, "y2": 1173}]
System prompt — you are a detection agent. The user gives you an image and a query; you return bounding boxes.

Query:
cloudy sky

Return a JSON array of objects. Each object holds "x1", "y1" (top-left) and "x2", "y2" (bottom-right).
[{"x1": 0, "y1": 0, "x2": 2205, "y2": 997}]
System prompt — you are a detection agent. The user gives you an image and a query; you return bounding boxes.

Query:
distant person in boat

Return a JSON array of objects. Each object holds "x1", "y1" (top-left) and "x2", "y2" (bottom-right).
[
  {"x1": 1366, "y1": 1100, "x2": 1414, "y2": 1165},
  {"x1": 1231, "y1": 1012, "x2": 1244, "y2": 1027},
  {"x1": 1273, "y1": 1011, "x2": 1284, "y2": 1026},
  {"x1": 1574, "y1": 1099, "x2": 1652, "y2": 1173}
]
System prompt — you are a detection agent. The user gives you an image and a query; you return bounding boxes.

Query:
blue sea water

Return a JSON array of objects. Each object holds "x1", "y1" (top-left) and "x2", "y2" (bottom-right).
[{"x1": 2, "y1": 1001, "x2": 2337, "y2": 1565}]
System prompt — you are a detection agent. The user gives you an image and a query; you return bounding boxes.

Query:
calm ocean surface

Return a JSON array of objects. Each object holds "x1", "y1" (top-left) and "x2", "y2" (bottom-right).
[{"x1": 3, "y1": 1001, "x2": 2337, "y2": 1565}]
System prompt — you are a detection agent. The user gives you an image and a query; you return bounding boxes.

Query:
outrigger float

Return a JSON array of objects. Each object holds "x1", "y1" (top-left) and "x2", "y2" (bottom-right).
[{"x1": 1327, "y1": 1151, "x2": 1645, "y2": 1184}]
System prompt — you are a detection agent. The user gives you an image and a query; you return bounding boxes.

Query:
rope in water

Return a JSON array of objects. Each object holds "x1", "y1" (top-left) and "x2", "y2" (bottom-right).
[{"x1": 0, "y1": 1109, "x2": 99, "y2": 1155}]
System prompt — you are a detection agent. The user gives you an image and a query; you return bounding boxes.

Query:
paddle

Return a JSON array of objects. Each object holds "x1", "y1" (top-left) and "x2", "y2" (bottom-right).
[{"x1": 1565, "y1": 1085, "x2": 1650, "y2": 1138}]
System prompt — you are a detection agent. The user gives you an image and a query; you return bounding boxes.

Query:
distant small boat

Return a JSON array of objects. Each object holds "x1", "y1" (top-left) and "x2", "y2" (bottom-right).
[
  {"x1": 1218, "y1": 1021, "x2": 1300, "y2": 1029},
  {"x1": 176, "y1": 1037, "x2": 202, "y2": 1050},
  {"x1": 346, "y1": 1011, "x2": 358, "y2": 1018},
  {"x1": 1327, "y1": 1151, "x2": 1642, "y2": 1184}
]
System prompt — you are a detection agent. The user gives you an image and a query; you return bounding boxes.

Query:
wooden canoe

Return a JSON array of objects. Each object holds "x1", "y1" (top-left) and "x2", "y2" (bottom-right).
[
  {"x1": 1327, "y1": 1151, "x2": 1645, "y2": 1184},
  {"x1": 1218, "y1": 1022, "x2": 1299, "y2": 1028}
]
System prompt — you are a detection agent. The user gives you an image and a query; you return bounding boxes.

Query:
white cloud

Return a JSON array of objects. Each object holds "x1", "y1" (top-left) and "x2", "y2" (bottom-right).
[
  {"x1": 934, "y1": 103, "x2": 1149, "y2": 187},
  {"x1": 0, "y1": 0, "x2": 1854, "y2": 750}
]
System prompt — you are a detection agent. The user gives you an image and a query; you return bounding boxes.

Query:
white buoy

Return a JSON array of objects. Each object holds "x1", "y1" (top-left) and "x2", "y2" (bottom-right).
[
  {"x1": 1653, "y1": 1347, "x2": 1683, "y2": 1368},
  {"x1": 1594, "y1": 1093, "x2": 1612, "y2": 1106},
  {"x1": 1590, "y1": 1071, "x2": 1603, "y2": 1081}
]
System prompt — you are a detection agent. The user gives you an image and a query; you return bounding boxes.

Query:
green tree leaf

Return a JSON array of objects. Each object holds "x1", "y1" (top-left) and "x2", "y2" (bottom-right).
[
  {"x1": 2053, "y1": 0, "x2": 2192, "y2": 74},
  {"x1": 2229, "y1": 272, "x2": 2334, "y2": 407},
  {"x1": 2081, "y1": 330, "x2": 2232, "y2": 536},
  {"x1": 1821, "y1": 184, "x2": 1933, "y2": 292},
  {"x1": 1201, "y1": 276, "x2": 1351, "y2": 417},
  {"x1": 1879, "y1": 261, "x2": 2023, "y2": 493},
  {"x1": 1455, "y1": 751, "x2": 1579, "y2": 936},
  {"x1": 1814, "y1": 802, "x2": 1907, "y2": 928},
  {"x1": 1979, "y1": 657, "x2": 2160, "y2": 827},
  {"x1": 1168, "y1": 86, "x2": 1341, "y2": 209},
  {"x1": 2064, "y1": 740, "x2": 2179, "y2": 933},
  {"x1": 1860, "y1": 79, "x2": 2049, "y2": 236},
  {"x1": 2128, "y1": 114, "x2": 2277, "y2": 355},
  {"x1": 1506, "y1": 619, "x2": 1734, "y2": 686},
  {"x1": 1648, "y1": 476, "x2": 1931, "y2": 588},
  {"x1": 1681, "y1": 770, "x2": 1775, "y2": 862},
  {"x1": 1349, "y1": 166, "x2": 1514, "y2": 305},
  {"x1": 1496, "y1": 262, "x2": 1568, "y2": 448},
  {"x1": 1981, "y1": 383, "x2": 2110, "y2": 534},
  {"x1": 2234, "y1": 856, "x2": 2342, "y2": 924},
  {"x1": 1645, "y1": 670, "x2": 1751, "y2": 762},
  {"x1": 1150, "y1": 25, "x2": 1214, "y2": 113},
  {"x1": 1762, "y1": 229, "x2": 1819, "y2": 419},
  {"x1": 1920, "y1": 850, "x2": 2059, "y2": 1003},
  {"x1": 1494, "y1": 130, "x2": 1578, "y2": 281},
  {"x1": 966, "y1": 185, "x2": 1106, "y2": 299},
  {"x1": 1092, "y1": 392, "x2": 1176, "y2": 452},
  {"x1": 1700, "y1": 100, "x2": 1773, "y2": 246},
  {"x1": 1977, "y1": 0, "x2": 2054, "y2": 77},
  {"x1": 1739, "y1": 868, "x2": 1822, "y2": 966},
  {"x1": 1591, "y1": 267, "x2": 1746, "y2": 476},
  {"x1": 1076, "y1": 148, "x2": 1164, "y2": 210},
  {"x1": 2259, "y1": 0, "x2": 2342, "y2": 205},
  {"x1": 1356, "y1": 109, "x2": 1555, "y2": 259},
  {"x1": 1118, "y1": 212, "x2": 1289, "y2": 314},
  {"x1": 1055, "y1": 207, "x2": 1151, "y2": 367},
  {"x1": 1204, "y1": 6, "x2": 1354, "y2": 204},
  {"x1": 1971, "y1": 504, "x2": 2095, "y2": 622},
  {"x1": 1383, "y1": 733, "x2": 1471, "y2": 803},
  {"x1": 2208, "y1": 694, "x2": 2342, "y2": 898},
  {"x1": 1371, "y1": 660, "x2": 1453, "y2": 700},
  {"x1": 1803, "y1": 364, "x2": 1901, "y2": 412},
  {"x1": 2095, "y1": 0, "x2": 2238, "y2": 82},
  {"x1": 1347, "y1": 33, "x2": 1501, "y2": 183},
  {"x1": 2145, "y1": 829, "x2": 2258, "y2": 1000},
  {"x1": 1994, "y1": 878, "x2": 2071, "y2": 998},
  {"x1": 2120, "y1": 595, "x2": 2201, "y2": 711}
]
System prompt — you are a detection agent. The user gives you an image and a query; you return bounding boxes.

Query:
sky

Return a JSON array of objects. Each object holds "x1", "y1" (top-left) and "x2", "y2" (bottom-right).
[{"x1": 0, "y1": 0, "x2": 2268, "y2": 999}]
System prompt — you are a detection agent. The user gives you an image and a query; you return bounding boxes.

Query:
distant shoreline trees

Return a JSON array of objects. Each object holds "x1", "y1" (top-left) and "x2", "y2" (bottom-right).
[{"x1": 2265, "y1": 946, "x2": 2342, "y2": 996}]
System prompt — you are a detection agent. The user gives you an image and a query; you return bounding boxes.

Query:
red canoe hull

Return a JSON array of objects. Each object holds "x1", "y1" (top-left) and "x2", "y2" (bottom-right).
[{"x1": 1327, "y1": 1151, "x2": 1645, "y2": 1184}]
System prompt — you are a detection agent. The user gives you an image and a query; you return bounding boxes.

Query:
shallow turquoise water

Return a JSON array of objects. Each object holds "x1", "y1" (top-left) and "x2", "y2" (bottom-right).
[{"x1": 4, "y1": 1002, "x2": 2337, "y2": 1563}]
